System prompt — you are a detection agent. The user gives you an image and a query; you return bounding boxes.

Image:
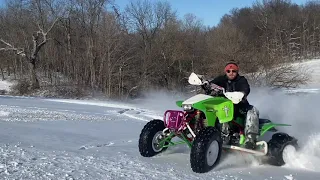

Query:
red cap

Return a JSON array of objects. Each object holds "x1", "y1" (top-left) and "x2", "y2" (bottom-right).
[{"x1": 225, "y1": 63, "x2": 239, "y2": 72}]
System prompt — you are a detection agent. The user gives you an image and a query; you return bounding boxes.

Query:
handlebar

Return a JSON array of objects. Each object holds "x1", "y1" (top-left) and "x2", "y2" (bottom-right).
[
  {"x1": 188, "y1": 72, "x2": 245, "y2": 104},
  {"x1": 201, "y1": 81, "x2": 225, "y2": 96}
]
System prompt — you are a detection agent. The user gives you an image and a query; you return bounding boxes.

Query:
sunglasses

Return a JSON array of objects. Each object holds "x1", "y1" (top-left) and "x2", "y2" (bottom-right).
[{"x1": 226, "y1": 70, "x2": 237, "y2": 73}]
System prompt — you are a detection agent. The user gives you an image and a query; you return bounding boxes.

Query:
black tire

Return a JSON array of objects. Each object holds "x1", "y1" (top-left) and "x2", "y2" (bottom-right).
[
  {"x1": 190, "y1": 126, "x2": 222, "y2": 173},
  {"x1": 138, "y1": 119, "x2": 168, "y2": 157},
  {"x1": 267, "y1": 132, "x2": 299, "y2": 166}
]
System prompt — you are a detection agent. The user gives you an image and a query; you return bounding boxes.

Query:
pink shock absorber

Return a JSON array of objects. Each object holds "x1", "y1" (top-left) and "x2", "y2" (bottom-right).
[{"x1": 163, "y1": 110, "x2": 185, "y2": 131}]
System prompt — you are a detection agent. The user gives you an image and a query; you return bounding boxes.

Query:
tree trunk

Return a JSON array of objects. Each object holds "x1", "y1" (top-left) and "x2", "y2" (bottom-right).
[
  {"x1": 29, "y1": 60, "x2": 40, "y2": 89},
  {"x1": 106, "y1": 45, "x2": 112, "y2": 97},
  {"x1": 118, "y1": 66, "x2": 122, "y2": 97},
  {"x1": 0, "y1": 66, "x2": 5, "y2": 80}
]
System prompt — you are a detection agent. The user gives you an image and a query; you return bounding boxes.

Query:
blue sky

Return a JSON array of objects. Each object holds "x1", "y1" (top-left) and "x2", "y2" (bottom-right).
[
  {"x1": 114, "y1": 0, "x2": 308, "y2": 27},
  {"x1": 0, "y1": 0, "x2": 308, "y2": 27}
]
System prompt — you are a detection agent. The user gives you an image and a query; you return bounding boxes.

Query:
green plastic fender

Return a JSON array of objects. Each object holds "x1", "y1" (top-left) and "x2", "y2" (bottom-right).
[
  {"x1": 191, "y1": 97, "x2": 235, "y2": 126},
  {"x1": 213, "y1": 101, "x2": 234, "y2": 123},
  {"x1": 176, "y1": 100, "x2": 183, "y2": 107},
  {"x1": 202, "y1": 99, "x2": 234, "y2": 124},
  {"x1": 260, "y1": 123, "x2": 291, "y2": 136}
]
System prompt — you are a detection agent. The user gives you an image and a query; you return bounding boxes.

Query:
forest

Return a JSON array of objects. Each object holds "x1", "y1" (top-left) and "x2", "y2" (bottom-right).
[{"x1": 0, "y1": 0, "x2": 320, "y2": 99}]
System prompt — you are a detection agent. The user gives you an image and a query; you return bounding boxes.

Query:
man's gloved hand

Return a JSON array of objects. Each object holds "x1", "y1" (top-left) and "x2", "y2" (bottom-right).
[
  {"x1": 210, "y1": 84, "x2": 224, "y2": 95},
  {"x1": 201, "y1": 81, "x2": 212, "y2": 95},
  {"x1": 197, "y1": 74, "x2": 205, "y2": 80}
]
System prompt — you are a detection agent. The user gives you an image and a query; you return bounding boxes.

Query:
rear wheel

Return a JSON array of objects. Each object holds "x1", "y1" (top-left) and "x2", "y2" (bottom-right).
[
  {"x1": 139, "y1": 119, "x2": 168, "y2": 157},
  {"x1": 190, "y1": 127, "x2": 222, "y2": 173},
  {"x1": 267, "y1": 132, "x2": 299, "y2": 166}
]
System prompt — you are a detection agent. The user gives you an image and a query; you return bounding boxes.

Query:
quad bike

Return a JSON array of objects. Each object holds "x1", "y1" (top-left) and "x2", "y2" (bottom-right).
[{"x1": 138, "y1": 72, "x2": 299, "y2": 173}]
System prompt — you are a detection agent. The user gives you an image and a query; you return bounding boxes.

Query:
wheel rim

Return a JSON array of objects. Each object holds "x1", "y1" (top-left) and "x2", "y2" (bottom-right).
[
  {"x1": 152, "y1": 131, "x2": 164, "y2": 152},
  {"x1": 206, "y1": 140, "x2": 220, "y2": 166},
  {"x1": 282, "y1": 144, "x2": 297, "y2": 164}
]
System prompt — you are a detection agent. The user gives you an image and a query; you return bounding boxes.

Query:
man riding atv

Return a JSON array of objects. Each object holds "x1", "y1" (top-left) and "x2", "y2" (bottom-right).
[{"x1": 203, "y1": 61, "x2": 259, "y2": 150}]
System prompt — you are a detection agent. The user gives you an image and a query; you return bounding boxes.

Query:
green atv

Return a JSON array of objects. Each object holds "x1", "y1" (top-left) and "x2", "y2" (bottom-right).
[{"x1": 138, "y1": 72, "x2": 299, "y2": 173}]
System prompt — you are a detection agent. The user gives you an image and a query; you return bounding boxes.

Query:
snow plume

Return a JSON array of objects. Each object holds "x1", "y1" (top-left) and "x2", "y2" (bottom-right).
[
  {"x1": 248, "y1": 88, "x2": 320, "y2": 171},
  {"x1": 130, "y1": 89, "x2": 188, "y2": 113},
  {"x1": 283, "y1": 133, "x2": 320, "y2": 172},
  {"x1": 248, "y1": 88, "x2": 320, "y2": 143}
]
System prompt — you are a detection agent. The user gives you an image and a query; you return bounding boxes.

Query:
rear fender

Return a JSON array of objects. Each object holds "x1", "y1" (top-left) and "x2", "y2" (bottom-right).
[{"x1": 260, "y1": 123, "x2": 291, "y2": 136}]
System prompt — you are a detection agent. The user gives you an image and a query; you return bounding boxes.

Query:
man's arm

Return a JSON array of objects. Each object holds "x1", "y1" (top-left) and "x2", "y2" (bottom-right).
[
  {"x1": 238, "y1": 76, "x2": 250, "y2": 97},
  {"x1": 202, "y1": 75, "x2": 225, "y2": 95},
  {"x1": 209, "y1": 75, "x2": 225, "y2": 87}
]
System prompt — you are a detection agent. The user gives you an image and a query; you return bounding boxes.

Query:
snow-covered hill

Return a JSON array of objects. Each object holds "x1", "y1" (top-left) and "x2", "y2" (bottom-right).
[
  {"x1": 266, "y1": 59, "x2": 317, "y2": 95},
  {"x1": 0, "y1": 59, "x2": 320, "y2": 179},
  {"x1": 293, "y1": 59, "x2": 320, "y2": 87}
]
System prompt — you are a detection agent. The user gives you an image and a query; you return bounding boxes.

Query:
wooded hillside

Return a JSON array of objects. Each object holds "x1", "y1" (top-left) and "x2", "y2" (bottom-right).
[{"x1": 1, "y1": 0, "x2": 320, "y2": 98}]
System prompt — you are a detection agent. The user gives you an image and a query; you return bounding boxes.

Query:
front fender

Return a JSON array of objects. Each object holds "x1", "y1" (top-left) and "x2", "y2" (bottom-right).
[
  {"x1": 176, "y1": 100, "x2": 183, "y2": 107},
  {"x1": 204, "y1": 101, "x2": 234, "y2": 123}
]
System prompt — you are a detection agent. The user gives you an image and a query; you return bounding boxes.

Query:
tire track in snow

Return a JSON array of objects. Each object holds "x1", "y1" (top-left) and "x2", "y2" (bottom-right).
[
  {"x1": 43, "y1": 98, "x2": 164, "y2": 122},
  {"x1": 0, "y1": 104, "x2": 113, "y2": 122},
  {"x1": 0, "y1": 143, "x2": 209, "y2": 180},
  {"x1": 117, "y1": 108, "x2": 163, "y2": 122}
]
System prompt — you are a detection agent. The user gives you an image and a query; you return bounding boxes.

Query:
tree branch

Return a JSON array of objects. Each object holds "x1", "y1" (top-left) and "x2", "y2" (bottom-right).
[{"x1": 0, "y1": 39, "x2": 26, "y2": 57}]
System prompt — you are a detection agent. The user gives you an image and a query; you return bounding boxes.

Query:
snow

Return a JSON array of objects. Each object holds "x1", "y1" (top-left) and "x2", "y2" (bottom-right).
[
  {"x1": 0, "y1": 110, "x2": 10, "y2": 117},
  {"x1": 0, "y1": 90, "x2": 320, "y2": 179},
  {"x1": 292, "y1": 59, "x2": 320, "y2": 86},
  {"x1": 284, "y1": 88, "x2": 320, "y2": 94},
  {"x1": 0, "y1": 79, "x2": 13, "y2": 92},
  {"x1": 275, "y1": 58, "x2": 320, "y2": 94},
  {"x1": 0, "y1": 59, "x2": 320, "y2": 179},
  {"x1": 46, "y1": 98, "x2": 164, "y2": 121},
  {"x1": 46, "y1": 98, "x2": 136, "y2": 109}
]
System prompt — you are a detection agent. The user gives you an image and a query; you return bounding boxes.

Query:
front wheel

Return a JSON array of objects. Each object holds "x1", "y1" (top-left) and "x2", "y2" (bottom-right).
[
  {"x1": 138, "y1": 119, "x2": 168, "y2": 157},
  {"x1": 190, "y1": 127, "x2": 222, "y2": 173}
]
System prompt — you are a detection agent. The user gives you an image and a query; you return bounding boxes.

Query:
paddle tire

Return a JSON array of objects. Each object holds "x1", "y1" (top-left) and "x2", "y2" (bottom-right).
[
  {"x1": 267, "y1": 132, "x2": 299, "y2": 166},
  {"x1": 139, "y1": 119, "x2": 168, "y2": 157},
  {"x1": 190, "y1": 126, "x2": 222, "y2": 173}
]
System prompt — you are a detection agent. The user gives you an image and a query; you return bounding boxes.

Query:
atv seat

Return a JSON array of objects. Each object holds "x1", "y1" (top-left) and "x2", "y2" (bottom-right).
[
  {"x1": 259, "y1": 118, "x2": 271, "y2": 124},
  {"x1": 259, "y1": 118, "x2": 277, "y2": 132}
]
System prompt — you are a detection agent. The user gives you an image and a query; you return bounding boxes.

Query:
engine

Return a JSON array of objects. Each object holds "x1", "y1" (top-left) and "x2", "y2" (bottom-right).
[{"x1": 221, "y1": 122, "x2": 242, "y2": 146}]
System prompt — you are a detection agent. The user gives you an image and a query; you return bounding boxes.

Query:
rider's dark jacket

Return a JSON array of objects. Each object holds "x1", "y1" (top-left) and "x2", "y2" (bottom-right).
[{"x1": 209, "y1": 74, "x2": 251, "y2": 113}]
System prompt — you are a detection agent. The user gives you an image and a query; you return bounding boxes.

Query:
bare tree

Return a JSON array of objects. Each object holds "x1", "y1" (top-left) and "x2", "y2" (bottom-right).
[
  {"x1": 206, "y1": 16, "x2": 247, "y2": 75},
  {"x1": 124, "y1": 0, "x2": 174, "y2": 90},
  {"x1": 0, "y1": 0, "x2": 61, "y2": 89},
  {"x1": 0, "y1": 0, "x2": 320, "y2": 98}
]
